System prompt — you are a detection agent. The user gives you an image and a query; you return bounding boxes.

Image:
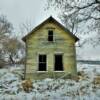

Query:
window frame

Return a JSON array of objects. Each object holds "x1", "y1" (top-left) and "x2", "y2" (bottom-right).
[
  {"x1": 37, "y1": 54, "x2": 48, "y2": 72},
  {"x1": 48, "y1": 30, "x2": 54, "y2": 42}
]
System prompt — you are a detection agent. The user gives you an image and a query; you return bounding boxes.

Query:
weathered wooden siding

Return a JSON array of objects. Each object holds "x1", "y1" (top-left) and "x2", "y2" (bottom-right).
[{"x1": 25, "y1": 21, "x2": 77, "y2": 80}]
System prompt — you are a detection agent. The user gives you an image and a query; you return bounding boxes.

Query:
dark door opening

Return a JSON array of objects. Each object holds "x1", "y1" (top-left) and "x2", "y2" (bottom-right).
[
  {"x1": 38, "y1": 55, "x2": 47, "y2": 71},
  {"x1": 54, "y1": 54, "x2": 63, "y2": 71}
]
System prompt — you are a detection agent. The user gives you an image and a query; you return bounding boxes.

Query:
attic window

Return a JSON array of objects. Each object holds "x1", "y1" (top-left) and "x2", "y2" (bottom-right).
[{"x1": 48, "y1": 30, "x2": 53, "y2": 42}]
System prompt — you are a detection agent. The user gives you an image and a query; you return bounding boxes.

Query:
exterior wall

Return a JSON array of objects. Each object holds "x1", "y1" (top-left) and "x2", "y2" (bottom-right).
[{"x1": 25, "y1": 22, "x2": 77, "y2": 80}]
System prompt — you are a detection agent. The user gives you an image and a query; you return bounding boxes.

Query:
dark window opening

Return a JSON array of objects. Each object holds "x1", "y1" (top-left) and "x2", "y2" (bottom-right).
[
  {"x1": 48, "y1": 30, "x2": 53, "y2": 41},
  {"x1": 54, "y1": 54, "x2": 63, "y2": 71},
  {"x1": 38, "y1": 55, "x2": 47, "y2": 71}
]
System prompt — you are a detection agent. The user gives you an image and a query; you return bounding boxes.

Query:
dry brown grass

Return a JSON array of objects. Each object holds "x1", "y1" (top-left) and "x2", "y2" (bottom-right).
[
  {"x1": 0, "y1": 59, "x2": 6, "y2": 68},
  {"x1": 65, "y1": 73, "x2": 80, "y2": 82},
  {"x1": 69, "y1": 71, "x2": 87, "y2": 82},
  {"x1": 71, "y1": 75, "x2": 80, "y2": 82},
  {"x1": 93, "y1": 76, "x2": 100, "y2": 85},
  {"x1": 22, "y1": 79, "x2": 33, "y2": 92}
]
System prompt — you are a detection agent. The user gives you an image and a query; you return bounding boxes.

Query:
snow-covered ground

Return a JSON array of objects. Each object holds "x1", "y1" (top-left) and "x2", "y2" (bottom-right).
[{"x1": 0, "y1": 63, "x2": 100, "y2": 100}]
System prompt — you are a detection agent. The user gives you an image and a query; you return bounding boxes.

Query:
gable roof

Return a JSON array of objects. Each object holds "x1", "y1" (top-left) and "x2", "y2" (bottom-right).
[{"x1": 22, "y1": 16, "x2": 79, "y2": 42}]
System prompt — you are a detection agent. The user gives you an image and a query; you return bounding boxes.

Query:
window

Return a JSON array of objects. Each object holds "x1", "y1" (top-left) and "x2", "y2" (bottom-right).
[
  {"x1": 38, "y1": 55, "x2": 47, "y2": 71},
  {"x1": 48, "y1": 30, "x2": 53, "y2": 41},
  {"x1": 54, "y1": 54, "x2": 63, "y2": 71}
]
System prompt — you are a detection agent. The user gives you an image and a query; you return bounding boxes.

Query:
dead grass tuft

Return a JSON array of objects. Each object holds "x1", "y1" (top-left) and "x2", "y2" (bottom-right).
[
  {"x1": 93, "y1": 76, "x2": 100, "y2": 85},
  {"x1": 22, "y1": 79, "x2": 33, "y2": 92}
]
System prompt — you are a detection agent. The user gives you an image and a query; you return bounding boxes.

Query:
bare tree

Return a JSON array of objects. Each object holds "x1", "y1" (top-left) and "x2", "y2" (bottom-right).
[
  {"x1": 0, "y1": 15, "x2": 13, "y2": 35},
  {"x1": 19, "y1": 19, "x2": 33, "y2": 37},
  {"x1": 0, "y1": 15, "x2": 25, "y2": 65},
  {"x1": 46, "y1": 0, "x2": 100, "y2": 46},
  {"x1": 0, "y1": 15, "x2": 13, "y2": 46},
  {"x1": 0, "y1": 15, "x2": 13, "y2": 62},
  {"x1": 3, "y1": 37, "x2": 25, "y2": 64}
]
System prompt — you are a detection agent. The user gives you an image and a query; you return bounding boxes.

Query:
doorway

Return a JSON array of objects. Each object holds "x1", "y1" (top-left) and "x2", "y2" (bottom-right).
[{"x1": 54, "y1": 54, "x2": 63, "y2": 71}]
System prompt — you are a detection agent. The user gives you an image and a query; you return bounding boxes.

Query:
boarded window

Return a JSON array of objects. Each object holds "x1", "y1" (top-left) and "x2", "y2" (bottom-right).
[
  {"x1": 54, "y1": 54, "x2": 63, "y2": 71},
  {"x1": 38, "y1": 55, "x2": 47, "y2": 71},
  {"x1": 48, "y1": 30, "x2": 53, "y2": 41}
]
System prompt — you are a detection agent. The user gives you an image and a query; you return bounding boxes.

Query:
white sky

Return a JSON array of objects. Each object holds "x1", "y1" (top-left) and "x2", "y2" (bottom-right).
[
  {"x1": 0, "y1": 0, "x2": 59, "y2": 34},
  {"x1": 0, "y1": 0, "x2": 100, "y2": 60}
]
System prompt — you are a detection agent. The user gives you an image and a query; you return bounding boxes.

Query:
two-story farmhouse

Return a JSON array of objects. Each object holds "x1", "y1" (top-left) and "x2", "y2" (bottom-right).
[{"x1": 22, "y1": 16, "x2": 79, "y2": 80}]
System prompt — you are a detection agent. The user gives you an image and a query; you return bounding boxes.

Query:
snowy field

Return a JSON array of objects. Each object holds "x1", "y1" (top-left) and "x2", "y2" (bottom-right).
[{"x1": 0, "y1": 63, "x2": 100, "y2": 100}]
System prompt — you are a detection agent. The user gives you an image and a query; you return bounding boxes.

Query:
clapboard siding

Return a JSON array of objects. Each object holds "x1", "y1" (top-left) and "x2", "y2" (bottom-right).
[{"x1": 23, "y1": 17, "x2": 78, "y2": 80}]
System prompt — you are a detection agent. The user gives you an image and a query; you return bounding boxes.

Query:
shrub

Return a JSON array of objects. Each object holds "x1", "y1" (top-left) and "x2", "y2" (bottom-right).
[
  {"x1": 66, "y1": 73, "x2": 80, "y2": 82},
  {"x1": 0, "y1": 59, "x2": 6, "y2": 68},
  {"x1": 93, "y1": 76, "x2": 100, "y2": 85},
  {"x1": 77, "y1": 71, "x2": 85, "y2": 76},
  {"x1": 22, "y1": 79, "x2": 33, "y2": 92},
  {"x1": 18, "y1": 57, "x2": 25, "y2": 64}
]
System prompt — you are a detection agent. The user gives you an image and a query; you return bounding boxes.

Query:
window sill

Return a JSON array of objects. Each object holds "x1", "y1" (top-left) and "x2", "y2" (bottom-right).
[
  {"x1": 37, "y1": 71, "x2": 65, "y2": 73},
  {"x1": 48, "y1": 41, "x2": 55, "y2": 43},
  {"x1": 54, "y1": 71, "x2": 65, "y2": 72},
  {"x1": 37, "y1": 71, "x2": 48, "y2": 73}
]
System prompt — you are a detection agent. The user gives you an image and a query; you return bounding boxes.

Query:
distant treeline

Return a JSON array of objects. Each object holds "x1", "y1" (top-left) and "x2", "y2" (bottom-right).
[{"x1": 77, "y1": 60, "x2": 100, "y2": 65}]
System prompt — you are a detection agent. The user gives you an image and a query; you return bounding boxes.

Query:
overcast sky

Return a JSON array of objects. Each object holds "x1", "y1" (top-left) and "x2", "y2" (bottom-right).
[
  {"x1": 0, "y1": 0, "x2": 100, "y2": 60},
  {"x1": 0, "y1": 0, "x2": 59, "y2": 34}
]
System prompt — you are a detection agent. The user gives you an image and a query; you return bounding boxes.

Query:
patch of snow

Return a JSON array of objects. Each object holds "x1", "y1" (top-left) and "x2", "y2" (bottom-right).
[{"x1": 0, "y1": 64, "x2": 99, "y2": 100}]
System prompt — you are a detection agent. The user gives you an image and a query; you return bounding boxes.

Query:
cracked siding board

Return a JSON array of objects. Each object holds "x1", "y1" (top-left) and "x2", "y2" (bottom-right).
[{"x1": 25, "y1": 21, "x2": 77, "y2": 80}]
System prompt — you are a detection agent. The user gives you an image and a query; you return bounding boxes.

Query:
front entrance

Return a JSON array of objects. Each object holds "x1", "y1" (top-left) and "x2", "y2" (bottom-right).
[{"x1": 54, "y1": 54, "x2": 63, "y2": 71}]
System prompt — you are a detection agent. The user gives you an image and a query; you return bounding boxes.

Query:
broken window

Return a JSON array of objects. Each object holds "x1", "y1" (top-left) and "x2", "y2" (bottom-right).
[
  {"x1": 38, "y1": 55, "x2": 47, "y2": 71},
  {"x1": 48, "y1": 30, "x2": 53, "y2": 41},
  {"x1": 54, "y1": 54, "x2": 63, "y2": 71}
]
